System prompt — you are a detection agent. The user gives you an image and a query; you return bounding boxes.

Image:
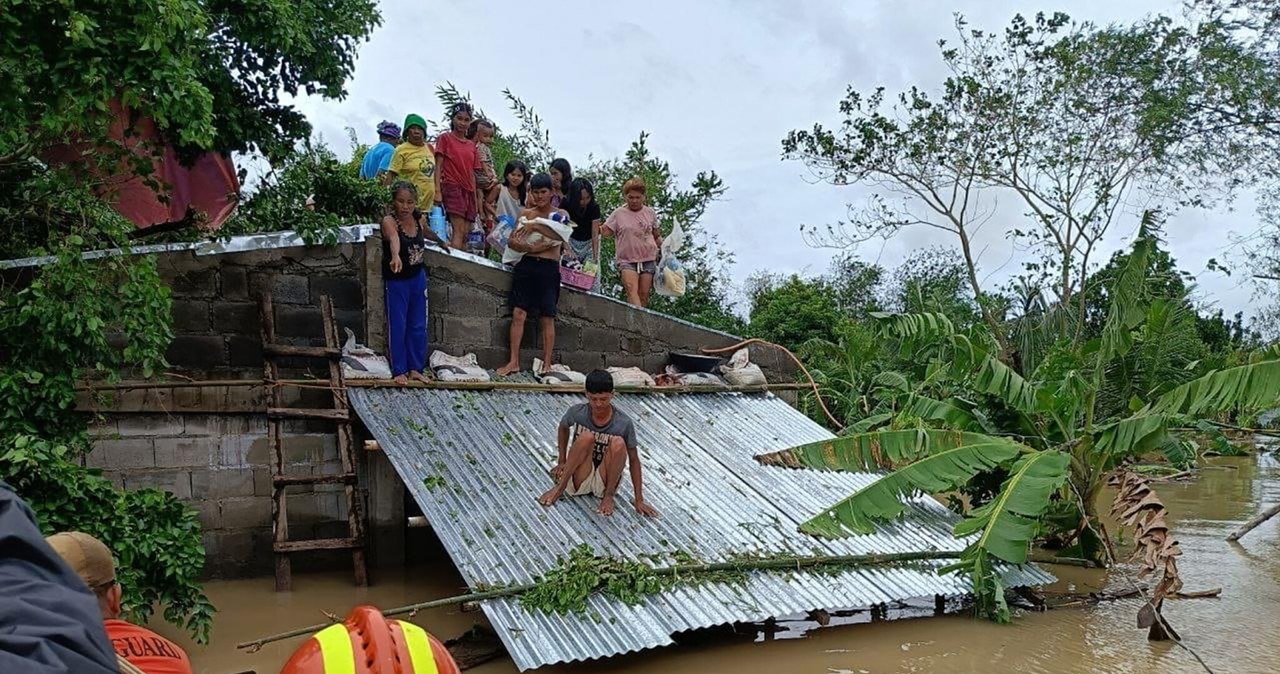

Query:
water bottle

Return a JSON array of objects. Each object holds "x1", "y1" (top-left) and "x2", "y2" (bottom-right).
[
  {"x1": 428, "y1": 206, "x2": 449, "y2": 241},
  {"x1": 466, "y1": 219, "x2": 485, "y2": 255}
]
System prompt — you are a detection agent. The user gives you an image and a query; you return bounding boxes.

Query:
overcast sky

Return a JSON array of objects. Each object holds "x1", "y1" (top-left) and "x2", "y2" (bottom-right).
[{"x1": 288, "y1": 0, "x2": 1263, "y2": 319}]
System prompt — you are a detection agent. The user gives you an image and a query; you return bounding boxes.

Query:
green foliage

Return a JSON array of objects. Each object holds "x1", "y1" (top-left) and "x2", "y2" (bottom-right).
[
  {"x1": 229, "y1": 137, "x2": 387, "y2": 245},
  {"x1": 949, "y1": 451, "x2": 1072, "y2": 565},
  {"x1": 1151, "y1": 360, "x2": 1280, "y2": 416},
  {"x1": 747, "y1": 275, "x2": 842, "y2": 348},
  {"x1": 0, "y1": 0, "x2": 379, "y2": 161},
  {"x1": 519, "y1": 544, "x2": 744, "y2": 615},
  {"x1": 800, "y1": 438, "x2": 1026, "y2": 538},
  {"x1": 757, "y1": 429, "x2": 1002, "y2": 473}
]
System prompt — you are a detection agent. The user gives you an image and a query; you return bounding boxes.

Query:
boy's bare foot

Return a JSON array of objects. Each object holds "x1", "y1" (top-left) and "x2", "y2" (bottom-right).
[
  {"x1": 408, "y1": 370, "x2": 432, "y2": 383},
  {"x1": 392, "y1": 374, "x2": 409, "y2": 385},
  {"x1": 495, "y1": 362, "x2": 521, "y2": 377},
  {"x1": 537, "y1": 487, "x2": 562, "y2": 507}
]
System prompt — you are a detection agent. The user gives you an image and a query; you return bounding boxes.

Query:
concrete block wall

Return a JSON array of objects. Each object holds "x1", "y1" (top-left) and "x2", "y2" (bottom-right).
[
  {"x1": 85, "y1": 411, "x2": 349, "y2": 578},
  {"x1": 157, "y1": 243, "x2": 366, "y2": 378}
]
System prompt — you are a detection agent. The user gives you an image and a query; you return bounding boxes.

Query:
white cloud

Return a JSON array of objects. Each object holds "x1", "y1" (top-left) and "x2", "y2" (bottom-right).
[{"x1": 287, "y1": 0, "x2": 1259, "y2": 317}]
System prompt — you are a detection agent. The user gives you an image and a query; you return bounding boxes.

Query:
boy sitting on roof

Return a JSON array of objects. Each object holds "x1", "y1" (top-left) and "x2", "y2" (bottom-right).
[{"x1": 538, "y1": 370, "x2": 660, "y2": 517}]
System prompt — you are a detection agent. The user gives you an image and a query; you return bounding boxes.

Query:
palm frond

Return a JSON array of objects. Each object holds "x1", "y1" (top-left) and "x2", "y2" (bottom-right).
[
  {"x1": 951, "y1": 334, "x2": 1039, "y2": 413},
  {"x1": 1094, "y1": 413, "x2": 1170, "y2": 462},
  {"x1": 871, "y1": 370, "x2": 911, "y2": 392},
  {"x1": 870, "y1": 312, "x2": 955, "y2": 341},
  {"x1": 799, "y1": 439, "x2": 1027, "y2": 537},
  {"x1": 842, "y1": 412, "x2": 893, "y2": 434},
  {"x1": 755, "y1": 429, "x2": 1001, "y2": 471},
  {"x1": 898, "y1": 393, "x2": 991, "y2": 432},
  {"x1": 1151, "y1": 360, "x2": 1280, "y2": 415},
  {"x1": 1160, "y1": 437, "x2": 1197, "y2": 470},
  {"x1": 1097, "y1": 211, "x2": 1161, "y2": 366},
  {"x1": 951, "y1": 450, "x2": 1072, "y2": 564}
]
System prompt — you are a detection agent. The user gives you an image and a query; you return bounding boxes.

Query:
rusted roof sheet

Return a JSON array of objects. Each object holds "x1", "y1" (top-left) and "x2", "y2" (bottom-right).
[{"x1": 349, "y1": 388, "x2": 1053, "y2": 670}]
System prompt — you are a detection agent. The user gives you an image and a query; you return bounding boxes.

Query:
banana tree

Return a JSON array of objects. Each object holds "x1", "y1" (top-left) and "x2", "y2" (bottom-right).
[{"x1": 759, "y1": 215, "x2": 1280, "y2": 620}]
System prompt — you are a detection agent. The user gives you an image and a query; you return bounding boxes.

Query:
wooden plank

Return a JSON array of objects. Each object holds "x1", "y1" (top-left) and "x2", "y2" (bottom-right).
[
  {"x1": 77, "y1": 378, "x2": 813, "y2": 394},
  {"x1": 263, "y1": 343, "x2": 341, "y2": 359},
  {"x1": 364, "y1": 440, "x2": 381, "y2": 452},
  {"x1": 266, "y1": 407, "x2": 350, "y2": 421},
  {"x1": 273, "y1": 473, "x2": 358, "y2": 487},
  {"x1": 274, "y1": 538, "x2": 364, "y2": 553}
]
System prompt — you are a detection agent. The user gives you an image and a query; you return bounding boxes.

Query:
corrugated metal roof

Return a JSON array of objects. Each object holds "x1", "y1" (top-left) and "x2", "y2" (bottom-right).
[{"x1": 349, "y1": 388, "x2": 1053, "y2": 670}]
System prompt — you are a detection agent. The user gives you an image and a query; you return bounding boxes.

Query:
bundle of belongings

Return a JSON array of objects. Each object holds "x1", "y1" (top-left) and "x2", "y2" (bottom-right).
[
  {"x1": 429, "y1": 351, "x2": 491, "y2": 382},
  {"x1": 341, "y1": 328, "x2": 392, "y2": 379},
  {"x1": 501, "y1": 214, "x2": 574, "y2": 265},
  {"x1": 607, "y1": 366, "x2": 656, "y2": 387},
  {"x1": 654, "y1": 366, "x2": 729, "y2": 387},
  {"x1": 534, "y1": 358, "x2": 586, "y2": 385},
  {"x1": 719, "y1": 348, "x2": 767, "y2": 386}
]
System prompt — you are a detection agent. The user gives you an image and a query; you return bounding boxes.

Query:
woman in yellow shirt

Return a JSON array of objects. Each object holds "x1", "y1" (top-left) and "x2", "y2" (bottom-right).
[{"x1": 383, "y1": 113, "x2": 436, "y2": 210}]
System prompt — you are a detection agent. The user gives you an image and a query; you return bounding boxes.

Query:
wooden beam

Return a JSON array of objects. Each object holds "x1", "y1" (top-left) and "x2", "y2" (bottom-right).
[
  {"x1": 77, "y1": 378, "x2": 812, "y2": 394},
  {"x1": 263, "y1": 344, "x2": 342, "y2": 359},
  {"x1": 267, "y1": 407, "x2": 350, "y2": 421},
  {"x1": 274, "y1": 538, "x2": 364, "y2": 553},
  {"x1": 364, "y1": 440, "x2": 381, "y2": 452},
  {"x1": 273, "y1": 473, "x2": 358, "y2": 487}
]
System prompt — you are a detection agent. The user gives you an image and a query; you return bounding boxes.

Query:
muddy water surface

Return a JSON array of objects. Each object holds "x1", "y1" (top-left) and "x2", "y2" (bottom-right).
[{"x1": 162, "y1": 454, "x2": 1280, "y2": 674}]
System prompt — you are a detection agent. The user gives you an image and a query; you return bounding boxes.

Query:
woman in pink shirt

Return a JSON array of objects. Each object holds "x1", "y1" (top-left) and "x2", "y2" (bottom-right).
[{"x1": 603, "y1": 177, "x2": 663, "y2": 307}]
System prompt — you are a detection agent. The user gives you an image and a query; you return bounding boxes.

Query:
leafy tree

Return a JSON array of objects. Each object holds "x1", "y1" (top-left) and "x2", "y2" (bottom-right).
[
  {"x1": 826, "y1": 254, "x2": 886, "y2": 318},
  {"x1": 761, "y1": 212, "x2": 1280, "y2": 623},
  {"x1": 747, "y1": 275, "x2": 843, "y2": 348},
  {"x1": 0, "y1": 0, "x2": 379, "y2": 640},
  {"x1": 229, "y1": 134, "x2": 386, "y2": 245},
  {"x1": 883, "y1": 247, "x2": 981, "y2": 326}
]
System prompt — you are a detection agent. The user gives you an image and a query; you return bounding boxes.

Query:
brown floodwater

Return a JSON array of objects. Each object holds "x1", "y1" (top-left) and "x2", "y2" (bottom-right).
[{"x1": 157, "y1": 453, "x2": 1280, "y2": 674}]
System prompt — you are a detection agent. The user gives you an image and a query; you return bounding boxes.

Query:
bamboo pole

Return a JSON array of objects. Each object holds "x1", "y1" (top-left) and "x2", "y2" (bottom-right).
[
  {"x1": 235, "y1": 550, "x2": 962, "y2": 651},
  {"x1": 1226, "y1": 502, "x2": 1280, "y2": 542}
]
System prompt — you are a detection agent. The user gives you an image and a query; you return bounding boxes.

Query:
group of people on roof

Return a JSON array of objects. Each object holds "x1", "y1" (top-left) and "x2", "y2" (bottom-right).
[{"x1": 360, "y1": 105, "x2": 666, "y2": 384}]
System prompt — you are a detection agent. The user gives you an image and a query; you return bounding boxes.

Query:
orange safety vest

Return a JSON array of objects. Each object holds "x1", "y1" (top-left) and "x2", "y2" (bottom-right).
[{"x1": 280, "y1": 606, "x2": 461, "y2": 674}]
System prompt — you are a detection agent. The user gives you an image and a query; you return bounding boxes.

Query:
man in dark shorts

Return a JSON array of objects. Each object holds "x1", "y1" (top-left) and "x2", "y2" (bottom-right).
[
  {"x1": 496, "y1": 172, "x2": 570, "y2": 376},
  {"x1": 538, "y1": 370, "x2": 660, "y2": 517}
]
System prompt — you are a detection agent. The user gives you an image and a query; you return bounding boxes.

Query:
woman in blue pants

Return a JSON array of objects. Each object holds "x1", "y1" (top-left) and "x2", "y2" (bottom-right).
[{"x1": 383, "y1": 182, "x2": 449, "y2": 384}]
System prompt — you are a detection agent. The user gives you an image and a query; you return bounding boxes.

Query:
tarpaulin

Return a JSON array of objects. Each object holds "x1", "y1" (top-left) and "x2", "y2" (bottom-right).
[{"x1": 44, "y1": 100, "x2": 239, "y2": 232}]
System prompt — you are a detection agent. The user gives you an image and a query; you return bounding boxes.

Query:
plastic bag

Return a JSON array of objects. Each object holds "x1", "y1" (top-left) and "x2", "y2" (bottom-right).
[
  {"x1": 429, "y1": 350, "x2": 491, "y2": 382},
  {"x1": 607, "y1": 366, "x2": 656, "y2": 387},
  {"x1": 533, "y1": 358, "x2": 587, "y2": 385},
  {"x1": 654, "y1": 220, "x2": 687, "y2": 297},
  {"x1": 340, "y1": 327, "x2": 392, "y2": 379},
  {"x1": 720, "y1": 348, "x2": 767, "y2": 386}
]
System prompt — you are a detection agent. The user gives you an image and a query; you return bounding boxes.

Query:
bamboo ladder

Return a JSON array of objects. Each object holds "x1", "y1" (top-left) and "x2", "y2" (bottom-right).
[{"x1": 259, "y1": 292, "x2": 367, "y2": 591}]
